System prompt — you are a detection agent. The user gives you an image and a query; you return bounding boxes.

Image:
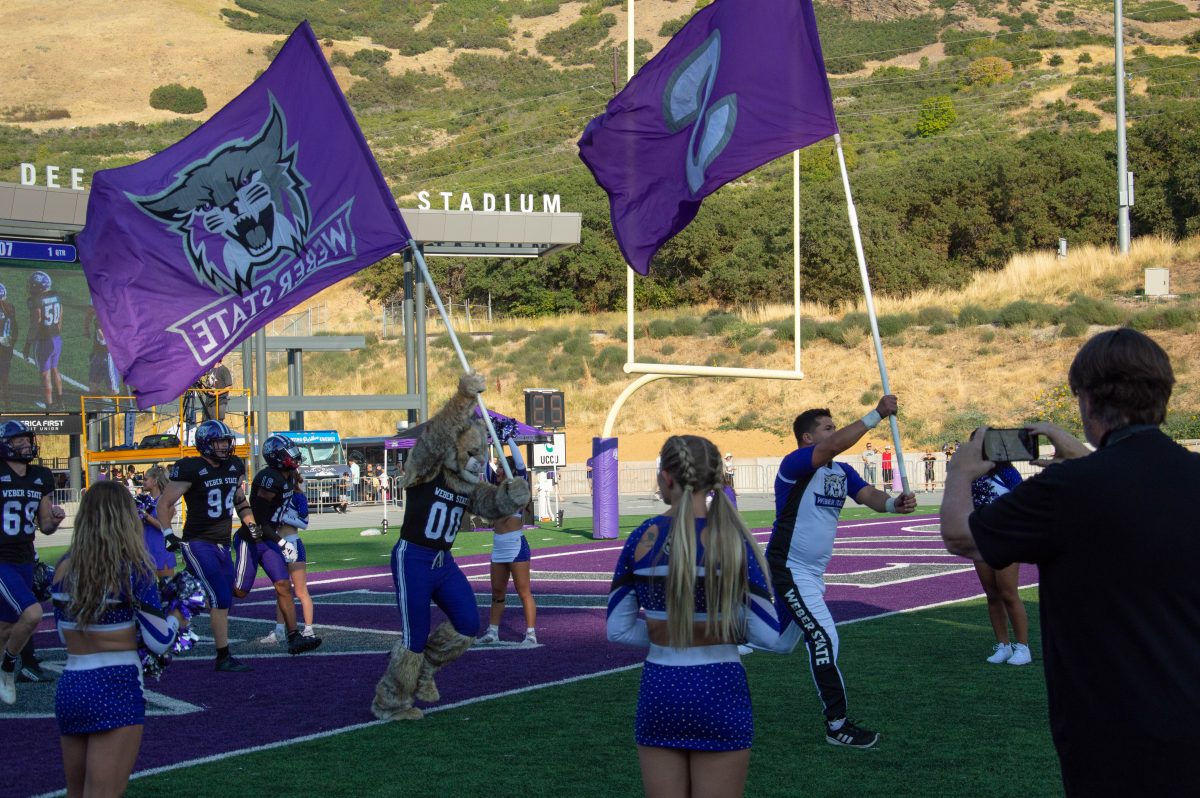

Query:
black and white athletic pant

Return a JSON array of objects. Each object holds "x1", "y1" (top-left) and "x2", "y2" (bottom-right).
[{"x1": 773, "y1": 568, "x2": 848, "y2": 721}]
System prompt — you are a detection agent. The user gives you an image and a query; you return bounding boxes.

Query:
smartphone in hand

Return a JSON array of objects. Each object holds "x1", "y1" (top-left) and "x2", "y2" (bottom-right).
[{"x1": 983, "y1": 428, "x2": 1041, "y2": 462}]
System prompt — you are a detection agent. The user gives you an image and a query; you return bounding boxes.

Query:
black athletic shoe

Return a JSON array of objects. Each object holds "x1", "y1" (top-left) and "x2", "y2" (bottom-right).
[
  {"x1": 287, "y1": 633, "x2": 322, "y2": 655},
  {"x1": 16, "y1": 661, "x2": 56, "y2": 683},
  {"x1": 826, "y1": 719, "x2": 880, "y2": 749},
  {"x1": 215, "y1": 655, "x2": 253, "y2": 673}
]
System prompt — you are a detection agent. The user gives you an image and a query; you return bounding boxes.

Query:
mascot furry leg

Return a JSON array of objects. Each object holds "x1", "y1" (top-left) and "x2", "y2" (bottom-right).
[
  {"x1": 415, "y1": 621, "x2": 474, "y2": 703},
  {"x1": 372, "y1": 639, "x2": 425, "y2": 721}
]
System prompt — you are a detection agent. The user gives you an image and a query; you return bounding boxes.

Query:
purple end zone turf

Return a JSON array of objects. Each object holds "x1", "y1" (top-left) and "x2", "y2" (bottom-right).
[{"x1": 8, "y1": 515, "x2": 1036, "y2": 797}]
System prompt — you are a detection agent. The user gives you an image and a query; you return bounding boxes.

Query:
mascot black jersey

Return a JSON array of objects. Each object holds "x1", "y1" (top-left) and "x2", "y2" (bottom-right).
[
  {"x1": 0, "y1": 461, "x2": 54, "y2": 563},
  {"x1": 400, "y1": 473, "x2": 472, "y2": 552},
  {"x1": 170, "y1": 455, "x2": 246, "y2": 544}
]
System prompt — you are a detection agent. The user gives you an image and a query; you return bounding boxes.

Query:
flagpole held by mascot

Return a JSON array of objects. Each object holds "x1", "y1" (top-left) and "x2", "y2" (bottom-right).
[{"x1": 372, "y1": 372, "x2": 530, "y2": 721}]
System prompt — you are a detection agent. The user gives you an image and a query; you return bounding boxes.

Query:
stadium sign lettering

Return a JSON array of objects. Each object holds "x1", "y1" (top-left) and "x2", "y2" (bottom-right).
[
  {"x1": 415, "y1": 190, "x2": 563, "y2": 214},
  {"x1": 19, "y1": 163, "x2": 86, "y2": 191}
]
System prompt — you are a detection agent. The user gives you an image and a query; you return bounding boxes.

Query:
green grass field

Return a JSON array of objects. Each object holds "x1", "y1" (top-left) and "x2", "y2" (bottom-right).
[
  {"x1": 45, "y1": 503, "x2": 1063, "y2": 797},
  {"x1": 120, "y1": 587, "x2": 1058, "y2": 797},
  {"x1": 34, "y1": 506, "x2": 935, "y2": 570}
]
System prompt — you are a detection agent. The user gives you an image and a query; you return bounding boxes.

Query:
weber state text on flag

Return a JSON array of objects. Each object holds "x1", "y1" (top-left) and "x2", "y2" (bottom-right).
[
  {"x1": 578, "y1": 0, "x2": 837, "y2": 275},
  {"x1": 77, "y1": 21, "x2": 409, "y2": 408}
]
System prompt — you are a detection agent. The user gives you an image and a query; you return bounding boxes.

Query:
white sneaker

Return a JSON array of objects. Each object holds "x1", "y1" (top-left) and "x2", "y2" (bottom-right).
[
  {"x1": 986, "y1": 642, "x2": 1013, "y2": 664},
  {"x1": 477, "y1": 629, "x2": 500, "y2": 645},
  {"x1": 1007, "y1": 643, "x2": 1032, "y2": 666},
  {"x1": 737, "y1": 644, "x2": 754, "y2": 656},
  {"x1": 301, "y1": 626, "x2": 316, "y2": 639},
  {"x1": 521, "y1": 631, "x2": 538, "y2": 647},
  {"x1": 0, "y1": 668, "x2": 15, "y2": 704},
  {"x1": 259, "y1": 628, "x2": 284, "y2": 645}
]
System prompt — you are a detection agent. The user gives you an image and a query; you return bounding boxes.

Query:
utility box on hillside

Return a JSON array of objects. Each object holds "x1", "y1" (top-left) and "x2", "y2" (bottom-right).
[{"x1": 1144, "y1": 268, "x2": 1170, "y2": 297}]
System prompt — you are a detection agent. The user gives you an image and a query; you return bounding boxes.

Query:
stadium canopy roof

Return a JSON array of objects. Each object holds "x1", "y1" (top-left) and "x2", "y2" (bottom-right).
[{"x1": 0, "y1": 181, "x2": 581, "y2": 258}]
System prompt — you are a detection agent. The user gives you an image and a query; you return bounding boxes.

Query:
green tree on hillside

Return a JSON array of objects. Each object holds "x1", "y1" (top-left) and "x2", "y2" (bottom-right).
[{"x1": 917, "y1": 96, "x2": 957, "y2": 137}]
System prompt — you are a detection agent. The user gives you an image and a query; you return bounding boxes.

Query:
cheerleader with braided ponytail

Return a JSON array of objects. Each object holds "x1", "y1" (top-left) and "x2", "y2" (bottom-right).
[{"x1": 607, "y1": 435, "x2": 797, "y2": 798}]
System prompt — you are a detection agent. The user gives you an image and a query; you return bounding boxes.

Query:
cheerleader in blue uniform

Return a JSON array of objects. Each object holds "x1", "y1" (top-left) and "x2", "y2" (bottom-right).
[
  {"x1": 137, "y1": 465, "x2": 176, "y2": 578},
  {"x1": 52, "y1": 481, "x2": 181, "y2": 797},
  {"x1": 607, "y1": 435, "x2": 797, "y2": 798}
]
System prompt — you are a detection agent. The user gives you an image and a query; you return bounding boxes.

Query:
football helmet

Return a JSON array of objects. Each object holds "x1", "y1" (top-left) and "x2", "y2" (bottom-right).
[
  {"x1": 28, "y1": 271, "x2": 52, "y2": 292},
  {"x1": 195, "y1": 420, "x2": 236, "y2": 462},
  {"x1": 0, "y1": 420, "x2": 38, "y2": 462},
  {"x1": 262, "y1": 434, "x2": 303, "y2": 471}
]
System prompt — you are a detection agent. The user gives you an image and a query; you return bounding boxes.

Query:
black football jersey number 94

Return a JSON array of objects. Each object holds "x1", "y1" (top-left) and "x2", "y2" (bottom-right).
[{"x1": 171, "y1": 456, "x2": 246, "y2": 544}]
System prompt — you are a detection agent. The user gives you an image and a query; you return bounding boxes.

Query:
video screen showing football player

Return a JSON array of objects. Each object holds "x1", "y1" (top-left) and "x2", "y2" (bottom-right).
[
  {"x1": 83, "y1": 307, "x2": 119, "y2": 397},
  {"x1": 0, "y1": 284, "x2": 18, "y2": 411},
  {"x1": 22, "y1": 271, "x2": 64, "y2": 412}
]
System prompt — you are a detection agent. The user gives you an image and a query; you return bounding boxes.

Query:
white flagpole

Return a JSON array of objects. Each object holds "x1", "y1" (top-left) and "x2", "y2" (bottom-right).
[
  {"x1": 408, "y1": 241, "x2": 514, "y2": 481},
  {"x1": 832, "y1": 134, "x2": 910, "y2": 493}
]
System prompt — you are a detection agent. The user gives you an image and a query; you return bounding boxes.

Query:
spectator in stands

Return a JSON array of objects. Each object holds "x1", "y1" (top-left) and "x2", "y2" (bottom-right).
[
  {"x1": 367, "y1": 463, "x2": 381, "y2": 501},
  {"x1": 940, "y1": 328, "x2": 1200, "y2": 795},
  {"x1": 922, "y1": 450, "x2": 938, "y2": 492},
  {"x1": 861, "y1": 442, "x2": 879, "y2": 487},
  {"x1": 348, "y1": 457, "x2": 361, "y2": 503}
]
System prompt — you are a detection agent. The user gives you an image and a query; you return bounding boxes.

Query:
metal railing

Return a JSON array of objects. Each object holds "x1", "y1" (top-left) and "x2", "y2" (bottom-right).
[
  {"x1": 290, "y1": 455, "x2": 1055, "y2": 511},
  {"x1": 545, "y1": 455, "x2": 1050, "y2": 497}
]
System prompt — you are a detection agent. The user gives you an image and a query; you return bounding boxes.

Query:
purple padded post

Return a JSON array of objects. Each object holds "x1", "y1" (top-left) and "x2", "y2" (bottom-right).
[{"x1": 592, "y1": 437, "x2": 619, "y2": 539}]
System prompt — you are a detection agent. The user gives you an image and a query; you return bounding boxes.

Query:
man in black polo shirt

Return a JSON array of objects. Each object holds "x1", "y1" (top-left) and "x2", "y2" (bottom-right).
[{"x1": 940, "y1": 328, "x2": 1200, "y2": 795}]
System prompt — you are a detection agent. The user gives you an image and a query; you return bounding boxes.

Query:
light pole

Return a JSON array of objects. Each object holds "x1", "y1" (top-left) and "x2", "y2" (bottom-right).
[{"x1": 1115, "y1": 0, "x2": 1131, "y2": 254}]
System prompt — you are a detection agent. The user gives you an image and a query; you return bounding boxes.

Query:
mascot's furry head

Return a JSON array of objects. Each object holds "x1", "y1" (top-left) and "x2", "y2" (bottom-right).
[
  {"x1": 403, "y1": 372, "x2": 531, "y2": 520},
  {"x1": 442, "y1": 417, "x2": 489, "y2": 495}
]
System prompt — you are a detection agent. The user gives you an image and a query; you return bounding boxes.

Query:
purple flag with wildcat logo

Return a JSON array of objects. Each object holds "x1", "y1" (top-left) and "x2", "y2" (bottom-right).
[
  {"x1": 78, "y1": 21, "x2": 409, "y2": 408},
  {"x1": 578, "y1": 0, "x2": 837, "y2": 275}
]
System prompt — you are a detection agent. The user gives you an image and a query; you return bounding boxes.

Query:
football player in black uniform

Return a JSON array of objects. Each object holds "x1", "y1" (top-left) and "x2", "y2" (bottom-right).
[
  {"x1": 236, "y1": 434, "x2": 320, "y2": 655},
  {"x1": 0, "y1": 283, "x2": 18, "y2": 410},
  {"x1": 23, "y1": 271, "x2": 64, "y2": 411},
  {"x1": 158, "y1": 420, "x2": 255, "y2": 672},
  {"x1": 0, "y1": 420, "x2": 66, "y2": 703}
]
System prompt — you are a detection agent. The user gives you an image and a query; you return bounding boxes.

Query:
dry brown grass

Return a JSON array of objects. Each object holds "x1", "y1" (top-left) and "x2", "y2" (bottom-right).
[{"x1": 263, "y1": 235, "x2": 1200, "y2": 462}]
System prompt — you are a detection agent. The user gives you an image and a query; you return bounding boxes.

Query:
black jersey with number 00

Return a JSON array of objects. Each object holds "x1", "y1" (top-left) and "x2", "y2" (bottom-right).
[
  {"x1": 0, "y1": 462, "x2": 55, "y2": 563},
  {"x1": 400, "y1": 474, "x2": 473, "y2": 552},
  {"x1": 170, "y1": 456, "x2": 246, "y2": 544}
]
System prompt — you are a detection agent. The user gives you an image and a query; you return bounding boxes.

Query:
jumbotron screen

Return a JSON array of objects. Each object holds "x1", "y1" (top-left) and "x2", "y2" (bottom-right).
[{"x1": 0, "y1": 264, "x2": 111, "y2": 414}]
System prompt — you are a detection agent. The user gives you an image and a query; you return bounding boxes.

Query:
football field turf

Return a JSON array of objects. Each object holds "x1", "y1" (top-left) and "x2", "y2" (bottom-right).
[{"x1": 15, "y1": 511, "x2": 1062, "y2": 797}]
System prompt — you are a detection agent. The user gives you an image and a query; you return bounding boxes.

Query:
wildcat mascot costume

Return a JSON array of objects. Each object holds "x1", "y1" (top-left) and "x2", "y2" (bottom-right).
[{"x1": 372, "y1": 372, "x2": 530, "y2": 720}]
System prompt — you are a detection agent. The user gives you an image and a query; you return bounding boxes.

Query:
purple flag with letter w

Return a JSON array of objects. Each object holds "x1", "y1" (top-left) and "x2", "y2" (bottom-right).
[
  {"x1": 578, "y1": 0, "x2": 837, "y2": 274},
  {"x1": 78, "y1": 21, "x2": 409, "y2": 408}
]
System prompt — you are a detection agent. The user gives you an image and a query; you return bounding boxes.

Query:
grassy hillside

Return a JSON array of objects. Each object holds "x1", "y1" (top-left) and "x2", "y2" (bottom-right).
[
  {"x1": 4, "y1": 1, "x2": 1200, "y2": 459},
  {"x1": 224, "y1": 234, "x2": 1200, "y2": 461}
]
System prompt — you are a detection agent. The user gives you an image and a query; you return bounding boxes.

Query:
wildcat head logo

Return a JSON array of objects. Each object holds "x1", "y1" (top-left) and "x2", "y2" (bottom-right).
[
  {"x1": 822, "y1": 472, "x2": 847, "y2": 500},
  {"x1": 129, "y1": 96, "x2": 311, "y2": 295}
]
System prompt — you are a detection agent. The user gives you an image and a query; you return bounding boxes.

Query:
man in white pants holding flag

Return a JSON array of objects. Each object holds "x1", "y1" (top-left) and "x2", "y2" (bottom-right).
[{"x1": 766, "y1": 396, "x2": 916, "y2": 749}]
